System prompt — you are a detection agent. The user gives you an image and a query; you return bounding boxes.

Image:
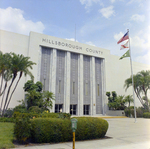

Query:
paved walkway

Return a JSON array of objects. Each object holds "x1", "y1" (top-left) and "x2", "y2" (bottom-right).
[{"x1": 13, "y1": 118, "x2": 150, "y2": 149}]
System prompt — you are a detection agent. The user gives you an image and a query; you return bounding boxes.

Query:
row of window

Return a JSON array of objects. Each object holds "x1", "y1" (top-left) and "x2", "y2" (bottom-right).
[
  {"x1": 58, "y1": 81, "x2": 100, "y2": 96},
  {"x1": 55, "y1": 104, "x2": 90, "y2": 115}
]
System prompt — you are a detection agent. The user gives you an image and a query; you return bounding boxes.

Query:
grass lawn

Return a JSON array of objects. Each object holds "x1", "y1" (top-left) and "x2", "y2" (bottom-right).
[{"x1": 0, "y1": 122, "x2": 15, "y2": 149}]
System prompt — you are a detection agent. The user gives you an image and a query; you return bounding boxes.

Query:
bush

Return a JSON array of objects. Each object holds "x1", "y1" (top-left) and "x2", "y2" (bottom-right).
[
  {"x1": 0, "y1": 117, "x2": 15, "y2": 122},
  {"x1": 31, "y1": 118, "x2": 72, "y2": 143},
  {"x1": 143, "y1": 112, "x2": 150, "y2": 118},
  {"x1": 3, "y1": 108, "x2": 14, "y2": 117},
  {"x1": 28, "y1": 106, "x2": 42, "y2": 114},
  {"x1": 75, "y1": 117, "x2": 108, "y2": 140},
  {"x1": 40, "y1": 112, "x2": 71, "y2": 119},
  {"x1": 30, "y1": 117, "x2": 108, "y2": 143},
  {"x1": 14, "y1": 117, "x2": 31, "y2": 143},
  {"x1": 13, "y1": 104, "x2": 28, "y2": 113},
  {"x1": 40, "y1": 112, "x2": 59, "y2": 118},
  {"x1": 13, "y1": 112, "x2": 39, "y2": 119},
  {"x1": 124, "y1": 106, "x2": 148, "y2": 118}
]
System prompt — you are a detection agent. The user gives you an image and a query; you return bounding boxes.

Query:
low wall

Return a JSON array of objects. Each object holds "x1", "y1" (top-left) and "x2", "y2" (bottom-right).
[{"x1": 106, "y1": 110, "x2": 125, "y2": 116}]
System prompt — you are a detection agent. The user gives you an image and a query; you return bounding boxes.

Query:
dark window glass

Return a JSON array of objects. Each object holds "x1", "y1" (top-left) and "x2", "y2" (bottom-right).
[
  {"x1": 84, "y1": 105, "x2": 90, "y2": 115},
  {"x1": 55, "y1": 104, "x2": 63, "y2": 113},
  {"x1": 70, "y1": 105, "x2": 77, "y2": 115}
]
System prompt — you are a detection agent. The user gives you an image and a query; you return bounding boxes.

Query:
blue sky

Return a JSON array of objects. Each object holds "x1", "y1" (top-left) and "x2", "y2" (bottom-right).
[{"x1": 0, "y1": 0, "x2": 150, "y2": 65}]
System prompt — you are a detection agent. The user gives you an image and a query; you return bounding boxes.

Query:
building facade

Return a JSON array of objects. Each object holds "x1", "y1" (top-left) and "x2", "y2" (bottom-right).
[{"x1": 1, "y1": 30, "x2": 150, "y2": 116}]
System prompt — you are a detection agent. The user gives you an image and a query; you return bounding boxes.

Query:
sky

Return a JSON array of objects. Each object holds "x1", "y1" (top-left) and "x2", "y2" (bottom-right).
[{"x1": 0, "y1": 0, "x2": 150, "y2": 65}]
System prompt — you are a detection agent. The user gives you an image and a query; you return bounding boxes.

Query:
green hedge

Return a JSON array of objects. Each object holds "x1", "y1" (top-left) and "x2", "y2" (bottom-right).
[
  {"x1": 143, "y1": 112, "x2": 150, "y2": 118},
  {"x1": 124, "y1": 107, "x2": 148, "y2": 118},
  {"x1": 31, "y1": 118, "x2": 72, "y2": 143},
  {"x1": 30, "y1": 117, "x2": 108, "y2": 143},
  {"x1": 13, "y1": 112, "x2": 39, "y2": 119},
  {"x1": 13, "y1": 111, "x2": 71, "y2": 119},
  {"x1": 0, "y1": 117, "x2": 15, "y2": 122},
  {"x1": 75, "y1": 117, "x2": 108, "y2": 140},
  {"x1": 13, "y1": 112, "x2": 71, "y2": 142},
  {"x1": 14, "y1": 117, "x2": 31, "y2": 142}
]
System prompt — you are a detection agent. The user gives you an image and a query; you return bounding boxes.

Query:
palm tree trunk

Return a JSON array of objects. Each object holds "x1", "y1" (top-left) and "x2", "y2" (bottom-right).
[
  {"x1": 2, "y1": 75, "x2": 16, "y2": 116},
  {"x1": 135, "y1": 89, "x2": 144, "y2": 106},
  {"x1": 0, "y1": 82, "x2": 7, "y2": 114},
  {"x1": 6, "y1": 72, "x2": 22, "y2": 110},
  {"x1": 0, "y1": 81, "x2": 7, "y2": 96},
  {"x1": 0, "y1": 73, "x2": 4, "y2": 96}
]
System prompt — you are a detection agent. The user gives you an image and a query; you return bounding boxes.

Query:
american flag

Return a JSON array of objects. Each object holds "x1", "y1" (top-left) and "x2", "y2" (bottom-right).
[{"x1": 117, "y1": 31, "x2": 129, "y2": 44}]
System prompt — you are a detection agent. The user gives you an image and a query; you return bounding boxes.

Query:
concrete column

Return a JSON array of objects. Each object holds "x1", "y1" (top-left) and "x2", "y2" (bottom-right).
[
  {"x1": 50, "y1": 49, "x2": 57, "y2": 112},
  {"x1": 36, "y1": 46, "x2": 42, "y2": 82},
  {"x1": 64, "y1": 51, "x2": 71, "y2": 113},
  {"x1": 78, "y1": 54, "x2": 83, "y2": 116},
  {"x1": 91, "y1": 57, "x2": 96, "y2": 115},
  {"x1": 101, "y1": 58, "x2": 106, "y2": 115}
]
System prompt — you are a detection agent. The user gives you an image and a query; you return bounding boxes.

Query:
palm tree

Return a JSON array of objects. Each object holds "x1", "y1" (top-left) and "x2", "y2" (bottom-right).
[
  {"x1": 115, "y1": 95, "x2": 125, "y2": 110},
  {"x1": 0, "y1": 52, "x2": 12, "y2": 96},
  {"x1": 124, "y1": 95, "x2": 134, "y2": 107},
  {"x1": 2, "y1": 53, "x2": 36, "y2": 115},
  {"x1": 124, "y1": 70, "x2": 150, "y2": 111},
  {"x1": 42, "y1": 91, "x2": 55, "y2": 110},
  {"x1": 0, "y1": 52, "x2": 12, "y2": 114}
]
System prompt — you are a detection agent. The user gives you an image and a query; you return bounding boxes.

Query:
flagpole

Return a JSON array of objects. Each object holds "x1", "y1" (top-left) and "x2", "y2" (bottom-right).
[{"x1": 128, "y1": 29, "x2": 137, "y2": 123}]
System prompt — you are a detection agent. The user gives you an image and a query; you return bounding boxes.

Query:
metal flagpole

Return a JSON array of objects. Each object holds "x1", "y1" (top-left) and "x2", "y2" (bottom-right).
[{"x1": 128, "y1": 29, "x2": 137, "y2": 123}]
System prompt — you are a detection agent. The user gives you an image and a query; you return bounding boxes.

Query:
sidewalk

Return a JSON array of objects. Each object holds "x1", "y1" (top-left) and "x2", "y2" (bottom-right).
[{"x1": 13, "y1": 118, "x2": 150, "y2": 149}]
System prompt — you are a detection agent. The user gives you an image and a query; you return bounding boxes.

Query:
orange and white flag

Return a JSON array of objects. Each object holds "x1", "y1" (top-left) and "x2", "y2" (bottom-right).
[{"x1": 120, "y1": 40, "x2": 129, "y2": 50}]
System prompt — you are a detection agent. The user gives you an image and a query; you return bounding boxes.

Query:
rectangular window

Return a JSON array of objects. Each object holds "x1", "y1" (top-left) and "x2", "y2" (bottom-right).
[
  {"x1": 97, "y1": 84, "x2": 99, "y2": 96},
  {"x1": 85, "y1": 83, "x2": 88, "y2": 95},
  {"x1": 84, "y1": 105, "x2": 90, "y2": 115},
  {"x1": 73, "y1": 82, "x2": 75, "y2": 94},
  {"x1": 55, "y1": 104, "x2": 63, "y2": 113},
  {"x1": 59, "y1": 80, "x2": 61, "y2": 93},
  {"x1": 70, "y1": 105, "x2": 77, "y2": 115}
]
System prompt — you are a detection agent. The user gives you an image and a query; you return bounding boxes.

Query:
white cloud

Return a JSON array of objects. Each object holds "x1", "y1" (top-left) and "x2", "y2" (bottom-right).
[
  {"x1": 131, "y1": 14, "x2": 145, "y2": 22},
  {"x1": 66, "y1": 38, "x2": 78, "y2": 42},
  {"x1": 79, "y1": 0, "x2": 103, "y2": 12},
  {"x1": 110, "y1": 0, "x2": 115, "y2": 3},
  {"x1": 114, "y1": 32, "x2": 123, "y2": 41},
  {"x1": 99, "y1": 6, "x2": 115, "y2": 19},
  {"x1": 0, "y1": 7, "x2": 45, "y2": 35},
  {"x1": 86, "y1": 41, "x2": 95, "y2": 46}
]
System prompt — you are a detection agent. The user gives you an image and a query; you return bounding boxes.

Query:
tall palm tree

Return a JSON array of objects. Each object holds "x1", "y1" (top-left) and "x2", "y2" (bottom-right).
[
  {"x1": 2, "y1": 53, "x2": 36, "y2": 115},
  {"x1": 0, "y1": 52, "x2": 12, "y2": 96},
  {"x1": 0, "y1": 52, "x2": 12, "y2": 114},
  {"x1": 124, "y1": 70, "x2": 150, "y2": 111},
  {"x1": 124, "y1": 95, "x2": 134, "y2": 107}
]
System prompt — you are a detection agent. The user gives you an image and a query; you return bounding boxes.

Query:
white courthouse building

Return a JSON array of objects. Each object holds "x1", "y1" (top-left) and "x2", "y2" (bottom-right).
[{"x1": 0, "y1": 30, "x2": 150, "y2": 116}]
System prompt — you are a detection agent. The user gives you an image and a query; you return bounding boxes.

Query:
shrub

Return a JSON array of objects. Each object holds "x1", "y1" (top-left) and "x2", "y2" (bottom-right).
[
  {"x1": 124, "y1": 107, "x2": 132, "y2": 117},
  {"x1": 14, "y1": 117, "x2": 32, "y2": 143},
  {"x1": 58, "y1": 112, "x2": 71, "y2": 119},
  {"x1": 31, "y1": 118, "x2": 72, "y2": 143},
  {"x1": 124, "y1": 106, "x2": 148, "y2": 118},
  {"x1": 0, "y1": 117, "x2": 15, "y2": 122},
  {"x1": 30, "y1": 117, "x2": 108, "y2": 143},
  {"x1": 28, "y1": 106, "x2": 42, "y2": 114},
  {"x1": 40, "y1": 112, "x2": 71, "y2": 119},
  {"x1": 40, "y1": 112, "x2": 59, "y2": 118},
  {"x1": 13, "y1": 104, "x2": 28, "y2": 113},
  {"x1": 75, "y1": 117, "x2": 108, "y2": 140},
  {"x1": 13, "y1": 112, "x2": 39, "y2": 119},
  {"x1": 3, "y1": 108, "x2": 14, "y2": 117},
  {"x1": 143, "y1": 112, "x2": 150, "y2": 118}
]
